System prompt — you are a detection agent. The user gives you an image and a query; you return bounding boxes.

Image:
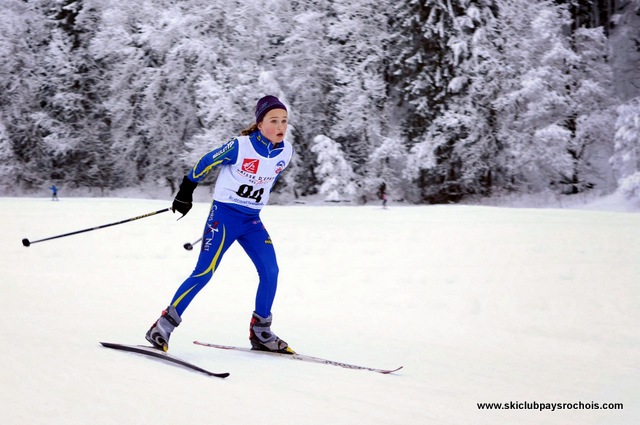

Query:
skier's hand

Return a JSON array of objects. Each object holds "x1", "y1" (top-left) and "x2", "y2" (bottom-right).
[
  {"x1": 172, "y1": 176, "x2": 197, "y2": 217},
  {"x1": 172, "y1": 198, "x2": 192, "y2": 216}
]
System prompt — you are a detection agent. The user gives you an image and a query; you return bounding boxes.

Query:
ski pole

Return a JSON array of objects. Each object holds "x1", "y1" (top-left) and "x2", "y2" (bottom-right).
[
  {"x1": 183, "y1": 236, "x2": 202, "y2": 251},
  {"x1": 22, "y1": 207, "x2": 171, "y2": 247}
]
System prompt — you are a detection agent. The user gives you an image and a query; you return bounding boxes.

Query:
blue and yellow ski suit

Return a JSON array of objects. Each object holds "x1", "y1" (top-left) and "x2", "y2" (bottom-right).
[{"x1": 169, "y1": 131, "x2": 293, "y2": 318}]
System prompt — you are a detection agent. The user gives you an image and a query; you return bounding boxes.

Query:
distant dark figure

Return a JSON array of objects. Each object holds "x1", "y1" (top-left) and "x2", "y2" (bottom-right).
[
  {"x1": 49, "y1": 185, "x2": 59, "y2": 201},
  {"x1": 377, "y1": 182, "x2": 388, "y2": 209}
]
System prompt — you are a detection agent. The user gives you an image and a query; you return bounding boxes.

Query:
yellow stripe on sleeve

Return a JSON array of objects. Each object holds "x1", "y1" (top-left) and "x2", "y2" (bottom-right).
[{"x1": 191, "y1": 159, "x2": 224, "y2": 180}]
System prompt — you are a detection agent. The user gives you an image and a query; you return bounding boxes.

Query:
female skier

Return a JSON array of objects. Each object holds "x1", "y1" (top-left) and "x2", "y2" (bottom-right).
[{"x1": 146, "y1": 95, "x2": 294, "y2": 354}]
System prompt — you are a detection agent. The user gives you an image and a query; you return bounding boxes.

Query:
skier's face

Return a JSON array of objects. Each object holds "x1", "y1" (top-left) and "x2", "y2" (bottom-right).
[{"x1": 257, "y1": 109, "x2": 287, "y2": 144}]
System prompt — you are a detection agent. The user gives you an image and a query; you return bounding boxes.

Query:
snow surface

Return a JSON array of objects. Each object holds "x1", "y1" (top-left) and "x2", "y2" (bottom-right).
[{"x1": 2, "y1": 196, "x2": 639, "y2": 425}]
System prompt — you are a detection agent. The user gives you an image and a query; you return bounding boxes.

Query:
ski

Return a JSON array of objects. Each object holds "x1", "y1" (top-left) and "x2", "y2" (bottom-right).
[
  {"x1": 193, "y1": 341, "x2": 403, "y2": 375},
  {"x1": 100, "y1": 342, "x2": 230, "y2": 378}
]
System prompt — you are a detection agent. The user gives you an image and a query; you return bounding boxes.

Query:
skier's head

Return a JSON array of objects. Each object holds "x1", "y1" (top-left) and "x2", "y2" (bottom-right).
[
  {"x1": 255, "y1": 95, "x2": 287, "y2": 124},
  {"x1": 255, "y1": 95, "x2": 288, "y2": 144}
]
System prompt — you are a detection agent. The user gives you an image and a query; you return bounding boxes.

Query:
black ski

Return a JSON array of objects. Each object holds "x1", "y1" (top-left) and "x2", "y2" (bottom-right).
[
  {"x1": 193, "y1": 341, "x2": 403, "y2": 374},
  {"x1": 100, "y1": 342, "x2": 230, "y2": 378}
]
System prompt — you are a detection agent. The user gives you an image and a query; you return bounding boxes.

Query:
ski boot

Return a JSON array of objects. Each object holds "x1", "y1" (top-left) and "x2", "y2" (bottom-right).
[
  {"x1": 249, "y1": 312, "x2": 294, "y2": 354},
  {"x1": 145, "y1": 306, "x2": 181, "y2": 352}
]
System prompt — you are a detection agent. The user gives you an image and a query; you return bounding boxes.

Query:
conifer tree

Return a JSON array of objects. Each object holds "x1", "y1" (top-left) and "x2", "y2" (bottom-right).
[
  {"x1": 0, "y1": 0, "x2": 53, "y2": 188},
  {"x1": 611, "y1": 97, "x2": 640, "y2": 200},
  {"x1": 311, "y1": 135, "x2": 358, "y2": 201}
]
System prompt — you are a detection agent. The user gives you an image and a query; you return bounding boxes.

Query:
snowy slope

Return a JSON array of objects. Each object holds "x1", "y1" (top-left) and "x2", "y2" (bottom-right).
[{"x1": 1, "y1": 197, "x2": 639, "y2": 425}]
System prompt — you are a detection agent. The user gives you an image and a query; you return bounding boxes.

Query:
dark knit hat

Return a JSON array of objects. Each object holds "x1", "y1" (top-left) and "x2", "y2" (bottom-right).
[{"x1": 255, "y1": 95, "x2": 287, "y2": 124}]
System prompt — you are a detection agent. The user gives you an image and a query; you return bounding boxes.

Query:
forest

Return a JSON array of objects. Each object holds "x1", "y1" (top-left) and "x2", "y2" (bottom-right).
[{"x1": 1, "y1": 0, "x2": 639, "y2": 204}]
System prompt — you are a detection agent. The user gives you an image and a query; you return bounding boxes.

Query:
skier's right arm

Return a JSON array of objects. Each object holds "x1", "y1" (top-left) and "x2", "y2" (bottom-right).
[
  {"x1": 172, "y1": 139, "x2": 239, "y2": 216},
  {"x1": 188, "y1": 139, "x2": 239, "y2": 183}
]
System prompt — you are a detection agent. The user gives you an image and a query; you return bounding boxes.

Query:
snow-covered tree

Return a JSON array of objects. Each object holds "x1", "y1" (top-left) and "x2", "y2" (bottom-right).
[
  {"x1": 91, "y1": 0, "x2": 211, "y2": 189},
  {"x1": 0, "y1": 116, "x2": 18, "y2": 188},
  {"x1": 566, "y1": 26, "x2": 617, "y2": 192},
  {"x1": 391, "y1": 0, "x2": 502, "y2": 202},
  {"x1": 0, "y1": 0, "x2": 54, "y2": 188},
  {"x1": 427, "y1": 1, "x2": 501, "y2": 201},
  {"x1": 611, "y1": 97, "x2": 640, "y2": 200},
  {"x1": 326, "y1": 0, "x2": 391, "y2": 180},
  {"x1": 311, "y1": 135, "x2": 358, "y2": 202},
  {"x1": 38, "y1": 0, "x2": 116, "y2": 190},
  {"x1": 493, "y1": 0, "x2": 616, "y2": 194},
  {"x1": 609, "y1": 0, "x2": 640, "y2": 101},
  {"x1": 494, "y1": 2, "x2": 576, "y2": 191},
  {"x1": 281, "y1": 3, "x2": 340, "y2": 196},
  {"x1": 388, "y1": 0, "x2": 458, "y2": 144},
  {"x1": 365, "y1": 131, "x2": 409, "y2": 201}
]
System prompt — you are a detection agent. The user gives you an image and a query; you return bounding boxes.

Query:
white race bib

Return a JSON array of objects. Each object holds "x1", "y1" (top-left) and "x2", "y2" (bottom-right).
[{"x1": 213, "y1": 136, "x2": 292, "y2": 209}]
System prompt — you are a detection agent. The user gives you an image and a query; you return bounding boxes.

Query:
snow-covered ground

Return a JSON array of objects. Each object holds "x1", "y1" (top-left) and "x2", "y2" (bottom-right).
[{"x1": 1, "y1": 195, "x2": 639, "y2": 425}]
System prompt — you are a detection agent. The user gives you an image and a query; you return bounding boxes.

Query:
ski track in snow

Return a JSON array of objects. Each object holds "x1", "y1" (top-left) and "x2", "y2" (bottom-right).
[{"x1": 1, "y1": 196, "x2": 639, "y2": 425}]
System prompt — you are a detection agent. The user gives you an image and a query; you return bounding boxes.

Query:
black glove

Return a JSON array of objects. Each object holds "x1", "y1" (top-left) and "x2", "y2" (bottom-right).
[{"x1": 172, "y1": 176, "x2": 198, "y2": 216}]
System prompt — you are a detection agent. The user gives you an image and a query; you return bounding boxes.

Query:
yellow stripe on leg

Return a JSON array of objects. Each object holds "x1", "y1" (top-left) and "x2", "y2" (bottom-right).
[{"x1": 194, "y1": 225, "x2": 226, "y2": 278}]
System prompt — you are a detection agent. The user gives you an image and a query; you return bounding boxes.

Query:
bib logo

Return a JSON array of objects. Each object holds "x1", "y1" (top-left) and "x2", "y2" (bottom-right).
[
  {"x1": 242, "y1": 158, "x2": 260, "y2": 174},
  {"x1": 275, "y1": 160, "x2": 286, "y2": 174}
]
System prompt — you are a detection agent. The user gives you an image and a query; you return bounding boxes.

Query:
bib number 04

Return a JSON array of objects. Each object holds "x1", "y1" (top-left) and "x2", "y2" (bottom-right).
[{"x1": 236, "y1": 184, "x2": 264, "y2": 203}]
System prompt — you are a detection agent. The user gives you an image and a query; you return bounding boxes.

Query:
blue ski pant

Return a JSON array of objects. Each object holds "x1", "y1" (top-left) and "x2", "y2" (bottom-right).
[{"x1": 169, "y1": 201, "x2": 279, "y2": 319}]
